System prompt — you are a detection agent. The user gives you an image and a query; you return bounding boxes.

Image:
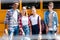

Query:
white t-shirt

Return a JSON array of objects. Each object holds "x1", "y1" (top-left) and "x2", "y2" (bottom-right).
[
  {"x1": 22, "y1": 16, "x2": 28, "y2": 26},
  {"x1": 30, "y1": 14, "x2": 41, "y2": 25},
  {"x1": 10, "y1": 9, "x2": 20, "y2": 26}
]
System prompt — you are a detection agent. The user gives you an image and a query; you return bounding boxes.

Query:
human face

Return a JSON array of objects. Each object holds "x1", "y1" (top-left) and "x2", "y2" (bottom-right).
[
  {"x1": 13, "y1": 3, "x2": 19, "y2": 9},
  {"x1": 23, "y1": 7, "x2": 26, "y2": 13},
  {"x1": 32, "y1": 8, "x2": 36, "y2": 15},
  {"x1": 23, "y1": 8, "x2": 26, "y2": 13},
  {"x1": 22, "y1": 7, "x2": 26, "y2": 15},
  {"x1": 48, "y1": 3, "x2": 54, "y2": 10}
]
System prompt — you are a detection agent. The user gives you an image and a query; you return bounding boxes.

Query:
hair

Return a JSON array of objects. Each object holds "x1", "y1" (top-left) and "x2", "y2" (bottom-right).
[
  {"x1": 21, "y1": 6, "x2": 28, "y2": 16},
  {"x1": 25, "y1": 11, "x2": 28, "y2": 16},
  {"x1": 12, "y1": 2, "x2": 19, "y2": 6},
  {"x1": 24, "y1": 12, "x2": 28, "y2": 16},
  {"x1": 32, "y1": 6, "x2": 36, "y2": 9},
  {"x1": 48, "y1": 2, "x2": 54, "y2": 6}
]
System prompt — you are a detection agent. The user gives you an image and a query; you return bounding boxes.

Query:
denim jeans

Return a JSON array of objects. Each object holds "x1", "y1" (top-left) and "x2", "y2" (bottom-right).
[
  {"x1": 47, "y1": 31, "x2": 56, "y2": 40},
  {"x1": 8, "y1": 26, "x2": 19, "y2": 36},
  {"x1": 23, "y1": 25, "x2": 30, "y2": 36}
]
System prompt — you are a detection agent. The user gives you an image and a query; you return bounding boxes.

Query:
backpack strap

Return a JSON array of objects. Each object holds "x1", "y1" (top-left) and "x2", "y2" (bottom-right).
[{"x1": 37, "y1": 16, "x2": 40, "y2": 30}]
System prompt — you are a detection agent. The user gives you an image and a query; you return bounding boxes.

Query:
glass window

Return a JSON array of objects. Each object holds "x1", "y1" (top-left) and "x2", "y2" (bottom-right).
[
  {"x1": 43, "y1": 1, "x2": 60, "y2": 9},
  {"x1": 1, "y1": 0, "x2": 20, "y2": 9},
  {"x1": 1, "y1": 3, "x2": 13, "y2": 9},
  {"x1": 22, "y1": 0, "x2": 40, "y2": 9}
]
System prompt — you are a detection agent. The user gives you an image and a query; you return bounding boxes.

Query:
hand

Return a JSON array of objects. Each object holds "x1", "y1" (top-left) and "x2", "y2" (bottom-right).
[
  {"x1": 5, "y1": 29, "x2": 8, "y2": 36},
  {"x1": 22, "y1": 31, "x2": 25, "y2": 36},
  {"x1": 30, "y1": 32, "x2": 32, "y2": 35},
  {"x1": 20, "y1": 28, "x2": 25, "y2": 35},
  {"x1": 46, "y1": 25, "x2": 49, "y2": 33},
  {"x1": 39, "y1": 32, "x2": 42, "y2": 35}
]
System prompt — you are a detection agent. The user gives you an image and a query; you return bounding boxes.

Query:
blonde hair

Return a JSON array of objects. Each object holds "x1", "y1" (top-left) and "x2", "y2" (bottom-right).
[
  {"x1": 25, "y1": 10, "x2": 28, "y2": 16},
  {"x1": 22, "y1": 6, "x2": 28, "y2": 16}
]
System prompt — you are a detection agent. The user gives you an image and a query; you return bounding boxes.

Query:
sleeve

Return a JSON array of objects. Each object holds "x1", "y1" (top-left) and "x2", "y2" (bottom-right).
[
  {"x1": 18, "y1": 15, "x2": 22, "y2": 28},
  {"x1": 54, "y1": 12, "x2": 58, "y2": 27},
  {"x1": 4, "y1": 10, "x2": 10, "y2": 24},
  {"x1": 44, "y1": 11, "x2": 47, "y2": 25},
  {"x1": 18, "y1": 15, "x2": 23, "y2": 35},
  {"x1": 28, "y1": 16, "x2": 31, "y2": 27}
]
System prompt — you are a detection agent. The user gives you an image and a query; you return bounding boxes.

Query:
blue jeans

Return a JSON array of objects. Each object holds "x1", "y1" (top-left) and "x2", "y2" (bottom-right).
[
  {"x1": 20, "y1": 25, "x2": 30, "y2": 40},
  {"x1": 8, "y1": 26, "x2": 19, "y2": 36},
  {"x1": 23, "y1": 25, "x2": 30, "y2": 36},
  {"x1": 47, "y1": 31, "x2": 56, "y2": 40}
]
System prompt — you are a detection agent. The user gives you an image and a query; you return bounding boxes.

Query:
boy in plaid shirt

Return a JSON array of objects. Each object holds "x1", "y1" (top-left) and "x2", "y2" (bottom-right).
[{"x1": 4, "y1": 2, "x2": 20, "y2": 40}]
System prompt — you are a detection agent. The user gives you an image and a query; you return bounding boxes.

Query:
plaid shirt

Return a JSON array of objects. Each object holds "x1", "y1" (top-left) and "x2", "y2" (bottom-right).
[
  {"x1": 18, "y1": 15, "x2": 31, "y2": 35},
  {"x1": 4, "y1": 9, "x2": 19, "y2": 26}
]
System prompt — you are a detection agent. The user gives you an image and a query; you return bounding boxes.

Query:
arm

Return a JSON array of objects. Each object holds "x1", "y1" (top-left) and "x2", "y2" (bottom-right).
[
  {"x1": 4, "y1": 25, "x2": 8, "y2": 35},
  {"x1": 39, "y1": 19, "x2": 42, "y2": 35},
  {"x1": 28, "y1": 17, "x2": 32, "y2": 35},
  {"x1": 44, "y1": 11, "x2": 49, "y2": 33},
  {"x1": 55, "y1": 13, "x2": 58, "y2": 27},
  {"x1": 39, "y1": 16, "x2": 42, "y2": 35},
  {"x1": 19, "y1": 27, "x2": 25, "y2": 35},
  {"x1": 44, "y1": 11, "x2": 47, "y2": 25},
  {"x1": 4, "y1": 10, "x2": 10, "y2": 35},
  {"x1": 18, "y1": 15, "x2": 25, "y2": 35}
]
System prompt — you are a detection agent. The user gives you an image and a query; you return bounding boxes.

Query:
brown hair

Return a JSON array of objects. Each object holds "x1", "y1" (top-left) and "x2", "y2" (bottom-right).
[{"x1": 48, "y1": 2, "x2": 54, "y2": 6}]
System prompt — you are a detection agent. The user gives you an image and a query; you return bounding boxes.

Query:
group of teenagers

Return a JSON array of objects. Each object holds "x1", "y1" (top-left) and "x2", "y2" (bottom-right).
[{"x1": 4, "y1": 2, "x2": 58, "y2": 40}]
